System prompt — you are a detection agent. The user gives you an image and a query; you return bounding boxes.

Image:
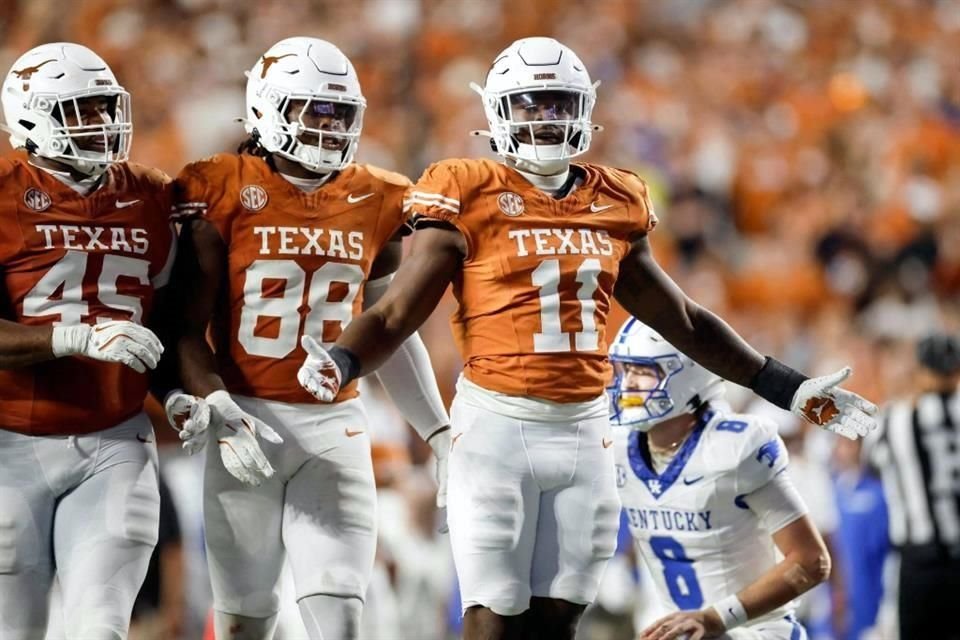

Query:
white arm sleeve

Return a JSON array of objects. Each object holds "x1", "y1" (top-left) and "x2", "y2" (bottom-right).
[
  {"x1": 365, "y1": 273, "x2": 450, "y2": 441},
  {"x1": 744, "y1": 470, "x2": 809, "y2": 534}
]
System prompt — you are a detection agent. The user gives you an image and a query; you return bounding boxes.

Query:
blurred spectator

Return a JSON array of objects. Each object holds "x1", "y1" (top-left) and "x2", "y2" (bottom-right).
[{"x1": 832, "y1": 438, "x2": 889, "y2": 640}]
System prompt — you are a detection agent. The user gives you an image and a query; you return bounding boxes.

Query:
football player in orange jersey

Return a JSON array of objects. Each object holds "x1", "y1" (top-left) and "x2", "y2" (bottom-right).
[
  {"x1": 0, "y1": 43, "x2": 175, "y2": 638},
  {"x1": 299, "y1": 37, "x2": 879, "y2": 640},
  {"x1": 162, "y1": 38, "x2": 450, "y2": 640}
]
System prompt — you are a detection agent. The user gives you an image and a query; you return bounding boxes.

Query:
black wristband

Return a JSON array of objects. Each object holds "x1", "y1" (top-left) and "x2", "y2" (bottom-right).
[
  {"x1": 328, "y1": 346, "x2": 361, "y2": 388},
  {"x1": 749, "y1": 356, "x2": 808, "y2": 410}
]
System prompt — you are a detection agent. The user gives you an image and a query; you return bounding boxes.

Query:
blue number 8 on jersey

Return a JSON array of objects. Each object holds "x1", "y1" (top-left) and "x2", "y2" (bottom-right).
[{"x1": 649, "y1": 535, "x2": 704, "y2": 609}]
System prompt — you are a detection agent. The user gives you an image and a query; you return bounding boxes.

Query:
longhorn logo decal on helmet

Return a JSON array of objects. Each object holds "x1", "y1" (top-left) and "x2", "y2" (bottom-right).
[
  {"x1": 12, "y1": 59, "x2": 56, "y2": 80},
  {"x1": 259, "y1": 53, "x2": 296, "y2": 79}
]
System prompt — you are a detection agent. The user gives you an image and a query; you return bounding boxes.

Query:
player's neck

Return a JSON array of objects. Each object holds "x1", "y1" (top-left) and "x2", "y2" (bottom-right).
[
  {"x1": 28, "y1": 155, "x2": 104, "y2": 194},
  {"x1": 507, "y1": 158, "x2": 572, "y2": 197},
  {"x1": 647, "y1": 413, "x2": 698, "y2": 451},
  {"x1": 271, "y1": 155, "x2": 334, "y2": 192}
]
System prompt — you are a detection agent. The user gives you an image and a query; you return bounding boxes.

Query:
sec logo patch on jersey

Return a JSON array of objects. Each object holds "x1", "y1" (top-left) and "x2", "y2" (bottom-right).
[
  {"x1": 497, "y1": 191, "x2": 524, "y2": 217},
  {"x1": 23, "y1": 188, "x2": 51, "y2": 212},
  {"x1": 240, "y1": 184, "x2": 268, "y2": 211}
]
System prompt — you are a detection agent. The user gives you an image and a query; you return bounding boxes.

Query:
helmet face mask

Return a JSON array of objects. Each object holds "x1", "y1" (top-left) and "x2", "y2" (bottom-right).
[
  {"x1": 2, "y1": 43, "x2": 132, "y2": 176},
  {"x1": 608, "y1": 356, "x2": 682, "y2": 430},
  {"x1": 494, "y1": 88, "x2": 592, "y2": 161},
  {"x1": 45, "y1": 91, "x2": 132, "y2": 163},
  {"x1": 476, "y1": 37, "x2": 598, "y2": 169},
  {"x1": 245, "y1": 38, "x2": 366, "y2": 174},
  {"x1": 607, "y1": 319, "x2": 725, "y2": 431}
]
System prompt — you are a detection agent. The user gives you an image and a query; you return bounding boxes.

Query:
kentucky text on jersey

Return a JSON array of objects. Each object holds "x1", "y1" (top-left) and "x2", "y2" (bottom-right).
[
  {"x1": 507, "y1": 228, "x2": 615, "y2": 257},
  {"x1": 625, "y1": 507, "x2": 714, "y2": 532},
  {"x1": 34, "y1": 224, "x2": 150, "y2": 254},
  {"x1": 252, "y1": 226, "x2": 364, "y2": 259}
]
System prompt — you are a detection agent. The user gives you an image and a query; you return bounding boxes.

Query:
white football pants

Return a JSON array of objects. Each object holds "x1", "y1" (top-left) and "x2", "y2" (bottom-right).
[{"x1": 0, "y1": 413, "x2": 160, "y2": 640}]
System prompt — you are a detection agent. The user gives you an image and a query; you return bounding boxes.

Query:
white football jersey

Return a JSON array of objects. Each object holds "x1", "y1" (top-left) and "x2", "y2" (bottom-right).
[{"x1": 614, "y1": 405, "x2": 798, "y2": 624}]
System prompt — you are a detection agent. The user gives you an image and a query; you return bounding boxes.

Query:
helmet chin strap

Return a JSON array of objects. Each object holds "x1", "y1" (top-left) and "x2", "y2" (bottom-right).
[
  {"x1": 36, "y1": 149, "x2": 109, "y2": 179},
  {"x1": 293, "y1": 142, "x2": 342, "y2": 175},
  {"x1": 509, "y1": 154, "x2": 570, "y2": 177}
]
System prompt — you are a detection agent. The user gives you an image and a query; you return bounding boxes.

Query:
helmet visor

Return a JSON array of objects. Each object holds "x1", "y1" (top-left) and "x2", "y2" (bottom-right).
[
  {"x1": 284, "y1": 97, "x2": 360, "y2": 151},
  {"x1": 500, "y1": 89, "x2": 584, "y2": 146}
]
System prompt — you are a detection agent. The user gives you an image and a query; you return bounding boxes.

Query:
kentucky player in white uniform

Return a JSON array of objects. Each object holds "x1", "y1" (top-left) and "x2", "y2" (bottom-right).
[{"x1": 608, "y1": 319, "x2": 831, "y2": 640}]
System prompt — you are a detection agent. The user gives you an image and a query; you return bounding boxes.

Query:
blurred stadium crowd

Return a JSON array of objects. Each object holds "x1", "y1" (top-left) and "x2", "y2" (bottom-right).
[{"x1": 4, "y1": 0, "x2": 958, "y2": 638}]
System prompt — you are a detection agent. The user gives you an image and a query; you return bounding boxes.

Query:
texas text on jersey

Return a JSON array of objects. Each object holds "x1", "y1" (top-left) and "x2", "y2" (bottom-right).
[
  {"x1": 0, "y1": 150, "x2": 175, "y2": 435},
  {"x1": 404, "y1": 157, "x2": 657, "y2": 403},
  {"x1": 174, "y1": 152, "x2": 410, "y2": 403}
]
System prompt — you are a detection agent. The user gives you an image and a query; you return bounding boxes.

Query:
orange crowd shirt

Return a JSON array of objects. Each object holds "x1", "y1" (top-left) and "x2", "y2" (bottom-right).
[
  {"x1": 175, "y1": 154, "x2": 410, "y2": 404},
  {"x1": 405, "y1": 159, "x2": 657, "y2": 403},
  {"x1": 0, "y1": 150, "x2": 176, "y2": 435}
]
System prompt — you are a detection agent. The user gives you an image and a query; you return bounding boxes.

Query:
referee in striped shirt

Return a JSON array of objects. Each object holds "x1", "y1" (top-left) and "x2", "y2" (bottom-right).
[{"x1": 869, "y1": 333, "x2": 960, "y2": 639}]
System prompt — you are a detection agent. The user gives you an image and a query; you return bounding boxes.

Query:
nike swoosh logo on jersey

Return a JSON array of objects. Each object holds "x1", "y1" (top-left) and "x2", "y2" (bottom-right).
[
  {"x1": 345, "y1": 428, "x2": 365, "y2": 438},
  {"x1": 683, "y1": 475, "x2": 704, "y2": 485},
  {"x1": 347, "y1": 193, "x2": 375, "y2": 204},
  {"x1": 589, "y1": 201, "x2": 614, "y2": 213},
  {"x1": 602, "y1": 437, "x2": 613, "y2": 448},
  {"x1": 136, "y1": 434, "x2": 152, "y2": 443},
  {"x1": 116, "y1": 199, "x2": 141, "y2": 208}
]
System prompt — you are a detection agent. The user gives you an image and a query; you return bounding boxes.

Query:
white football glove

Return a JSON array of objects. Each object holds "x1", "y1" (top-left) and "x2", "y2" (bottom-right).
[
  {"x1": 51, "y1": 321, "x2": 163, "y2": 373},
  {"x1": 427, "y1": 427, "x2": 451, "y2": 533},
  {"x1": 297, "y1": 335, "x2": 342, "y2": 402},
  {"x1": 163, "y1": 390, "x2": 211, "y2": 455},
  {"x1": 207, "y1": 390, "x2": 284, "y2": 486},
  {"x1": 790, "y1": 367, "x2": 878, "y2": 440}
]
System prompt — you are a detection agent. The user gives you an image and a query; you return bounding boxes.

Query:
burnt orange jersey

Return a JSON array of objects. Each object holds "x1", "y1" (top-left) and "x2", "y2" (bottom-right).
[
  {"x1": 0, "y1": 151, "x2": 176, "y2": 436},
  {"x1": 405, "y1": 159, "x2": 656, "y2": 403},
  {"x1": 175, "y1": 154, "x2": 410, "y2": 404}
]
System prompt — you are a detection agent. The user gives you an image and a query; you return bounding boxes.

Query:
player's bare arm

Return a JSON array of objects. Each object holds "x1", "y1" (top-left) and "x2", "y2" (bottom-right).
[
  {"x1": 324, "y1": 224, "x2": 465, "y2": 384},
  {"x1": 164, "y1": 216, "x2": 281, "y2": 483},
  {"x1": 615, "y1": 235, "x2": 765, "y2": 386},
  {"x1": 0, "y1": 319, "x2": 55, "y2": 368},
  {"x1": 146, "y1": 286, "x2": 182, "y2": 399},
  {"x1": 0, "y1": 310, "x2": 161, "y2": 373},
  {"x1": 173, "y1": 218, "x2": 228, "y2": 397},
  {"x1": 640, "y1": 515, "x2": 829, "y2": 640},
  {"x1": 615, "y1": 235, "x2": 878, "y2": 439},
  {"x1": 367, "y1": 235, "x2": 402, "y2": 280},
  {"x1": 309, "y1": 233, "x2": 453, "y2": 515}
]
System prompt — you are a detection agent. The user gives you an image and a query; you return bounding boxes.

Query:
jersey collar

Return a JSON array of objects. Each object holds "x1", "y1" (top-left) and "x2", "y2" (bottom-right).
[{"x1": 627, "y1": 407, "x2": 714, "y2": 500}]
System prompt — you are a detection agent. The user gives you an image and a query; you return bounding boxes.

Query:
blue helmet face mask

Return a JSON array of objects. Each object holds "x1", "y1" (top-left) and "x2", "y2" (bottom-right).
[{"x1": 607, "y1": 354, "x2": 685, "y2": 430}]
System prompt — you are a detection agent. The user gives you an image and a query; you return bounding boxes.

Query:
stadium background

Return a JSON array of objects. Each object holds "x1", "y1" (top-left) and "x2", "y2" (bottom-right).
[{"x1": 3, "y1": 0, "x2": 958, "y2": 638}]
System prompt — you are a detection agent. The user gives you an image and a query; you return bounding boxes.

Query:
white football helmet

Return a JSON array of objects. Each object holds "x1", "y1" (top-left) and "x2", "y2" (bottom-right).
[
  {"x1": 607, "y1": 318, "x2": 725, "y2": 431},
  {"x1": 1, "y1": 43, "x2": 132, "y2": 175},
  {"x1": 244, "y1": 37, "x2": 365, "y2": 173},
  {"x1": 471, "y1": 37, "x2": 599, "y2": 170}
]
